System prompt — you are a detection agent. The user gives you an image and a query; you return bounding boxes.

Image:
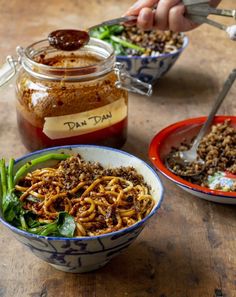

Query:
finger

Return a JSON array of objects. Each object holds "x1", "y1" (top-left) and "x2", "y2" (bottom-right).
[
  {"x1": 169, "y1": 3, "x2": 198, "y2": 32},
  {"x1": 137, "y1": 7, "x2": 155, "y2": 30},
  {"x1": 154, "y1": 0, "x2": 181, "y2": 31},
  {"x1": 126, "y1": 0, "x2": 158, "y2": 15}
]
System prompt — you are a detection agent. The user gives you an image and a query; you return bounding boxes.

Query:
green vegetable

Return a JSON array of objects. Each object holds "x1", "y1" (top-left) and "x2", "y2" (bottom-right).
[
  {"x1": 20, "y1": 214, "x2": 28, "y2": 231},
  {"x1": 7, "y1": 158, "x2": 14, "y2": 191},
  {"x1": 91, "y1": 25, "x2": 124, "y2": 40},
  {"x1": 28, "y1": 212, "x2": 76, "y2": 237},
  {"x1": 3, "y1": 194, "x2": 22, "y2": 224},
  {"x1": 0, "y1": 159, "x2": 7, "y2": 203},
  {"x1": 14, "y1": 153, "x2": 70, "y2": 183},
  {"x1": 90, "y1": 25, "x2": 145, "y2": 55},
  {"x1": 57, "y1": 212, "x2": 76, "y2": 237},
  {"x1": 0, "y1": 153, "x2": 76, "y2": 237},
  {"x1": 110, "y1": 35, "x2": 145, "y2": 53},
  {"x1": 1, "y1": 158, "x2": 22, "y2": 224}
]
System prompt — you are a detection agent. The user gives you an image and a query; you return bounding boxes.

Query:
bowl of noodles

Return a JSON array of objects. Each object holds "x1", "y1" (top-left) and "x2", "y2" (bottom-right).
[{"x1": 0, "y1": 145, "x2": 164, "y2": 273}]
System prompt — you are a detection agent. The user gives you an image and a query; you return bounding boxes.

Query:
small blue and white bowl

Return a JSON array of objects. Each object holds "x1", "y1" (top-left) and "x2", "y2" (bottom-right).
[
  {"x1": 117, "y1": 35, "x2": 188, "y2": 84},
  {"x1": 0, "y1": 145, "x2": 164, "y2": 273}
]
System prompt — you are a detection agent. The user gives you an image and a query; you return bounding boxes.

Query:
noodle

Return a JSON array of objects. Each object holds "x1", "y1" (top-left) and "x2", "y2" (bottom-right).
[{"x1": 15, "y1": 155, "x2": 155, "y2": 236}]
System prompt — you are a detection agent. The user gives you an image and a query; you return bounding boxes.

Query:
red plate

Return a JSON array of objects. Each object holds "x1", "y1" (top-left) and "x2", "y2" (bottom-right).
[{"x1": 149, "y1": 116, "x2": 236, "y2": 199}]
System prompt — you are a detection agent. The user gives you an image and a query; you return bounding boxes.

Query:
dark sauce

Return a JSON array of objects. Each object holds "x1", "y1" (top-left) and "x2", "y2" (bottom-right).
[{"x1": 48, "y1": 29, "x2": 90, "y2": 51}]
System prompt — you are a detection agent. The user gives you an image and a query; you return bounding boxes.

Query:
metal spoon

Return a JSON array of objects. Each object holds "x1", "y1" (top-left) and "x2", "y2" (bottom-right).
[
  {"x1": 166, "y1": 68, "x2": 236, "y2": 177},
  {"x1": 88, "y1": 16, "x2": 137, "y2": 31},
  {"x1": 48, "y1": 16, "x2": 137, "y2": 51}
]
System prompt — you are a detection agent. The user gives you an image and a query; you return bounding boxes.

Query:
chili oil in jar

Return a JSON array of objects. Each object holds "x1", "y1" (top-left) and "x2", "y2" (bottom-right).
[{"x1": 16, "y1": 38, "x2": 128, "y2": 151}]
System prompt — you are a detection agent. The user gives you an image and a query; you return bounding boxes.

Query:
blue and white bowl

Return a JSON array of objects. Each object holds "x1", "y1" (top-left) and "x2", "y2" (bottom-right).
[
  {"x1": 117, "y1": 35, "x2": 188, "y2": 84},
  {"x1": 0, "y1": 145, "x2": 164, "y2": 273}
]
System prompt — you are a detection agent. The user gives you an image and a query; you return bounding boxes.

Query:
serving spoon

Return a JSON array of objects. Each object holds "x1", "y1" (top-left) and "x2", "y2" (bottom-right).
[
  {"x1": 48, "y1": 16, "x2": 137, "y2": 51},
  {"x1": 48, "y1": 1, "x2": 236, "y2": 50},
  {"x1": 166, "y1": 68, "x2": 236, "y2": 177}
]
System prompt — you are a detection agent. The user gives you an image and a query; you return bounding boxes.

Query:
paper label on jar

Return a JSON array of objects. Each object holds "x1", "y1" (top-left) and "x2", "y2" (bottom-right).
[{"x1": 43, "y1": 98, "x2": 127, "y2": 140}]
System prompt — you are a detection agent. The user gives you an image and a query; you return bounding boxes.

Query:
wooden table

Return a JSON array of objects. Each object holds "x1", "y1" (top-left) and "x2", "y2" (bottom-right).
[{"x1": 0, "y1": 0, "x2": 235, "y2": 296}]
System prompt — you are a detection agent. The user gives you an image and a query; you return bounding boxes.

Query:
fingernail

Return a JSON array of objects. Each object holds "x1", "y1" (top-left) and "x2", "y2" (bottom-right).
[{"x1": 140, "y1": 9, "x2": 150, "y2": 22}]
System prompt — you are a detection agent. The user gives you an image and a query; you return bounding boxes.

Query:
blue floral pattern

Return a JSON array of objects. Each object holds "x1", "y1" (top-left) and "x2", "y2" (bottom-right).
[
  {"x1": 11, "y1": 225, "x2": 144, "y2": 273},
  {"x1": 117, "y1": 36, "x2": 188, "y2": 84}
]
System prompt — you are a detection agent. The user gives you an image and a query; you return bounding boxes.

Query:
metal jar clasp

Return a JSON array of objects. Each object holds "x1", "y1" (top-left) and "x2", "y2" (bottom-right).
[
  {"x1": 0, "y1": 56, "x2": 19, "y2": 87},
  {"x1": 114, "y1": 62, "x2": 152, "y2": 96},
  {"x1": 0, "y1": 47, "x2": 24, "y2": 87}
]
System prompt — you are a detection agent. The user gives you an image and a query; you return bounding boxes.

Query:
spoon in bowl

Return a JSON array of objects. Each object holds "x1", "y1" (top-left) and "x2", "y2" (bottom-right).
[
  {"x1": 166, "y1": 68, "x2": 236, "y2": 177},
  {"x1": 48, "y1": 16, "x2": 137, "y2": 51}
]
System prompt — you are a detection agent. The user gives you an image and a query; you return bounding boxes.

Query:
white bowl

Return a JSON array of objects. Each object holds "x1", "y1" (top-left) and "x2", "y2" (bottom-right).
[{"x1": 0, "y1": 145, "x2": 164, "y2": 273}]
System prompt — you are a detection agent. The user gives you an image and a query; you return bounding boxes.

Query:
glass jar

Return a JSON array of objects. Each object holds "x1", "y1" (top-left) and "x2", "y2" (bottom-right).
[{"x1": 0, "y1": 38, "x2": 152, "y2": 151}]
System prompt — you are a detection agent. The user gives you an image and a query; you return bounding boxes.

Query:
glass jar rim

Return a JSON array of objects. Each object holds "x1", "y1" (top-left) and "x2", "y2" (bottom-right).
[
  {"x1": 0, "y1": 37, "x2": 152, "y2": 95},
  {"x1": 18, "y1": 37, "x2": 116, "y2": 81}
]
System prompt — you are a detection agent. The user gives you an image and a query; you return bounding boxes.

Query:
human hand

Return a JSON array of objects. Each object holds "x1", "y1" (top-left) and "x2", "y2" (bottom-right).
[{"x1": 125, "y1": 0, "x2": 221, "y2": 32}]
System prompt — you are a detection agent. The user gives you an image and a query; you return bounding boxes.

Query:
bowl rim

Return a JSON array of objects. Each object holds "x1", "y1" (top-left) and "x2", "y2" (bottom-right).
[
  {"x1": 0, "y1": 144, "x2": 164, "y2": 241},
  {"x1": 116, "y1": 34, "x2": 189, "y2": 60},
  {"x1": 149, "y1": 115, "x2": 236, "y2": 199}
]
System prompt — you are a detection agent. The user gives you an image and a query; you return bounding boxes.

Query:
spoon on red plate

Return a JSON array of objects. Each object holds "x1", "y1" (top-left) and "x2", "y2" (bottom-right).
[{"x1": 166, "y1": 68, "x2": 236, "y2": 177}]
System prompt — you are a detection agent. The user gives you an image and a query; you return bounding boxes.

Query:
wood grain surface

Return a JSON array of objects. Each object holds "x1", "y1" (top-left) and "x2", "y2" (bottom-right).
[{"x1": 0, "y1": 0, "x2": 235, "y2": 296}]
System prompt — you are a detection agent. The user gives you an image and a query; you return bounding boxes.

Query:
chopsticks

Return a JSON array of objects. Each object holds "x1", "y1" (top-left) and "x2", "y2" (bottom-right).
[
  {"x1": 183, "y1": 0, "x2": 236, "y2": 34},
  {"x1": 186, "y1": 4, "x2": 235, "y2": 19}
]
